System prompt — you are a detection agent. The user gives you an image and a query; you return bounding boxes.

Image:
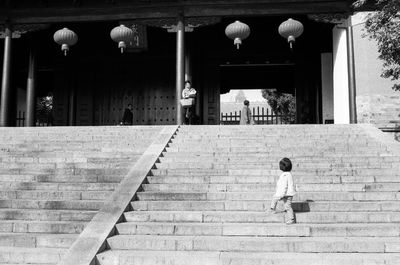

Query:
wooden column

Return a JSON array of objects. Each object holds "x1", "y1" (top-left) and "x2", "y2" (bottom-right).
[
  {"x1": 26, "y1": 44, "x2": 36, "y2": 127},
  {"x1": 347, "y1": 24, "x2": 357, "y2": 124},
  {"x1": 175, "y1": 15, "x2": 185, "y2": 125},
  {"x1": 0, "y1": 25, "x2": 12, "y2": 127}
]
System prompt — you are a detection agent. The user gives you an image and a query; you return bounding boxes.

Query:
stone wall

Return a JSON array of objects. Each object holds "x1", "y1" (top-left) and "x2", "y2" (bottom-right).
[{"x1": 352, "y1": 12, "x2": 400, "y2": 130}]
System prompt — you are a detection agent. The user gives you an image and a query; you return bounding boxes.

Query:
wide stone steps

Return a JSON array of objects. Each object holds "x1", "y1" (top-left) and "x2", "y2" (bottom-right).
[
  {"x1": 96, "y1": 250, "x2": 400, "y2": 265},
  {"x1": 0, "y1": 247, "x2": 64, "y2": 264},
  {"x1": 151, "y1": 168, "x2": 400, "y2": 176},
  {"x1": 158, "y1": 156, "x2": 400, "y2": 163},
  {"x1": 105, "y1": 235, "x2": 400, "y2": 253},
  {"x1": 141, "y1": 183, "x2": 400, "y2": 192},
  {"x1": 115, "y1": 222, "x2": 400, "y2": 237},
  {"x1": 147, "y1": 175, "x2": 400, "y2": 184},
  {"x1": 0, "y1": 220, "x2": 86, "y2": 234},
  {"x1": 0, "y1": 190, "x2": 112, "y2": 200},
  {"x1": 136, "y1": 191, "x2": 400, "y2": 201},
  {"x1": 0, "y1": 208, "x2": 96, "y2": 222},
  {"x1": 131, "y1": 200, "x2": 400, "y2": 212},
  {"x1": 124, "y1": 210, "x2": 400, "y2": 223},
  {"x1": 0, "y1": 199, "x2": 103, "y2": 210},
  {"x1": 165, "y1": 147, "x2": 387, "y2": 154},
  {"x1": 0, "y1": 233, "x2": 77, "y2": 248},
  {"x1": 147, "y1": 175, "x2": 400, "y2": 185},
  {"x1": 154, "y1": 162, "x2": 399, "y2": 170},
  {"x1": 0, "y1": 182, "x2": 118, "y2": 191}
]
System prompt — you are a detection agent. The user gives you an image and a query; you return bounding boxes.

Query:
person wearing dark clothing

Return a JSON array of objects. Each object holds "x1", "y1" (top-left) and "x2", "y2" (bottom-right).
[{"x1": 122, "y1": 104, "x2": 133, "y2": 125}]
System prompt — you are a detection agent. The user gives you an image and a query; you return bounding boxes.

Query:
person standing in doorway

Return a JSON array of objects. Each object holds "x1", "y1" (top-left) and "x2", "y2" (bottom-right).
[
  {"x1": 240, "y1": 100, "x2": 254, "y2": 125},
  {"x1": 182, "y1": 81, "x2": 197, "y2": 125},
  {"x1": 121, "y1": 103, "x2": 134, "y2": 125}
]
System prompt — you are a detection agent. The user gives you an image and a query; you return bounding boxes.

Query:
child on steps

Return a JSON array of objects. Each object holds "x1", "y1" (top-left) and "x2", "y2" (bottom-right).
[{"x1": 269, "y1": 157, "x2": 296, "y2": 224}]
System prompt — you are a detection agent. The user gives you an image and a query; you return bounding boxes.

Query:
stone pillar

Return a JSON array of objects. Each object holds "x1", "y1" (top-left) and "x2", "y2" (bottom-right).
[
  {"x1": 175, "y1": 15, "x2": 185, "y2": 125},
  {"x1": 321, "y1": 53, "x2": 334, "y2": 124},
  {"x1": 26, "y1": 45, "x2": 36, "y2": 127},
  {"x1": 347, "y1": 24, "x2": 357, "y2": 124},
  {"x1": 0, "y1": 25, "x2": 12, "y2": 127},
  {"x1": 332, "y1": 25, "x2": 350, "y2": 124}
]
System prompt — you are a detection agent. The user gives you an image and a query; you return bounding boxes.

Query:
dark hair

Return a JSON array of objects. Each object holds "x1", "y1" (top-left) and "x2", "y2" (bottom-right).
[
  {"x1": 127, "y1": 103, "x2": 132, "y2": 107},
  {"x1": 244, "y1": 100, "x2": 249, "y2": 106},
  {"x1": 279, "y1": 158, "x2": 292, "y2": 172},
  {"x1": 185, "y1": 80, "x2": 191, "y2": 85}
]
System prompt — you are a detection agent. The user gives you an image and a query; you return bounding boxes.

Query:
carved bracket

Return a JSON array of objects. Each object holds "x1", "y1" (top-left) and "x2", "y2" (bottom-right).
[
  {"x1": 136, "y1": 17, "x2": 221, "y2": 32},
  {"x1": 308, "y1": 13, "x2": 350, "y2": 25}
]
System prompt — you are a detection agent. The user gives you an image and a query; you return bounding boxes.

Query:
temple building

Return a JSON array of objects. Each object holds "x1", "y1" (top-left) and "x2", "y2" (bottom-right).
[{"x1": 0, "y1": 0, "x2": 398, "y2": 130}]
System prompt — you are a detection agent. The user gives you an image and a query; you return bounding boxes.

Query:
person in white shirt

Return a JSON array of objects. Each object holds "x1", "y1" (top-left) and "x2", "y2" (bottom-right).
[
  {"x1": 181, "y1": 81, "x2": 197, "y2": 125},
  {"x1": 269, "y1": 157, "x2": 296, "y2": 224}
]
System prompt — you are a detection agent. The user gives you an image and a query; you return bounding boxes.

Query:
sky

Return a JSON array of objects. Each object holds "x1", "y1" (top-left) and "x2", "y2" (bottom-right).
[{"x1": 220, "y1": 89, "x2": 265, "y2": 103}]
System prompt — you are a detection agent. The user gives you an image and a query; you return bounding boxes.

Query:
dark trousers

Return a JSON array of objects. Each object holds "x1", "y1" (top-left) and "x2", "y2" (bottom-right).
[{"x1": 184, "y1": 106, "x2": 195, "y2": 125}]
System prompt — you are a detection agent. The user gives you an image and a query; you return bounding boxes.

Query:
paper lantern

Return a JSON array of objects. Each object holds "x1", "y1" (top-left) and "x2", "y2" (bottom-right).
[
  {"x1": 278, "y1": 18, "x2": 304, "y2": 50},
  {"x1": 53, "y1": 28, "x2": 78, "y2": 56},
  {"x1": 110, "y1": 25, "x2": 134, "y2": 53},
  {"x1": 225, "y1": 21, "x2": 250, "y2": 49}
]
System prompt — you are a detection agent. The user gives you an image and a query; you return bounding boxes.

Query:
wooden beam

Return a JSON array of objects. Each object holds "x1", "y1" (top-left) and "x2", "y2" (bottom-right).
[{"x1": 0, "y1": 1, "x2": 353, "y2": 24}]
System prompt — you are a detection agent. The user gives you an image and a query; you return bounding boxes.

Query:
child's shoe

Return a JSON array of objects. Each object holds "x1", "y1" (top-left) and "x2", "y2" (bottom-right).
[
  {"x1": 286, "y1": 221, "x2": 296, "y2": 225},
  {"x1": 267, "y1": 208, "x2": 277, "y2": 214}
]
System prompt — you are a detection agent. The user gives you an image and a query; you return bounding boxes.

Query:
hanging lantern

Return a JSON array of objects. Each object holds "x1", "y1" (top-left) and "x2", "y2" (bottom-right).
[
  {"x1": 110, "y1": 25, "x2": 134, "y2": 53},
  {"x1": 225, "y1": 21, "x2": 250, "y2": 49},
  {"x1": 278, "y1": 18, "x2": 304, "y2": 50},
  {"x1": 53, "y1": 28, "x2": 78, "y2": 56}
]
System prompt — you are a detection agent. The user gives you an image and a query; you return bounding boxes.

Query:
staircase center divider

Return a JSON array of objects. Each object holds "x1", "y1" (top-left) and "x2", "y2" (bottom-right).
[{"x1": 58, "y1": 125, "x2": 179, "y2": 265}]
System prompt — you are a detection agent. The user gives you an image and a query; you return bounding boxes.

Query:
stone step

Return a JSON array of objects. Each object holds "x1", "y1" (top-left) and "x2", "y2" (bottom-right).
[
  {"x1": 0, "y1": 247, "x2": 64, "y2": 264},
  {"x1": 169, "y1": 142, "x2": 384, "y2": 149},
  {"x1": 150, "y1": 168, "x2": 400, "y2": 176},
  {"x1": 96, "y1": 250, "x2": 400, "y2": 265},
  {"x1": 147, "y1": 175, "x2": 400, "y2": 184},
  {"x1": 158, "y1": 156, "x2": 400, "y2": 163},
  {"x1": 131, "y1": 200, "x2": 400, "y2": 212},
  {"x1": 166, "y1": 147, "x2": 386, "y2": 155},
  {"x1": 0, "y1": 209, "x2": 96, "y2": 221},
  {"x1": 136, "y1": 191, "x2": 400, "y2": 201},
  {"x1": 154, "y1": 162, "x2": 399, "y2": 170},
  {"x1": 0, "y1": 233, "x2": 77, "y2": 248},
  {"x1": 0, "y1": 220, "x2": 86, "y2": 234},
  {"x1": 0, "y1": 199, "x2": 103, "y2": 210},
  {"x1": 0, "y1": 190, "x2": 112, "y2": 201},
  {"x1": 0, "y1": 174, "x2": 124, "y2": 183},
  {"x1": 124, "y1": 210, "x2": 400, "y2": 223},
  {"x1": 0, "y1": 168, "x2": 130, "y2": 176},
  {"x1": 106, "y1": 235, "x2": 400, "y2": 253},
  {"x1": 0, "y1": 182, "x2": 118, "y2": 191},
  {"x1": 115, "y1": 222, "x2": 400, "y2": 237},
  {"x1": 141, "y1": 183, "x2": 400, "y2": 192}
]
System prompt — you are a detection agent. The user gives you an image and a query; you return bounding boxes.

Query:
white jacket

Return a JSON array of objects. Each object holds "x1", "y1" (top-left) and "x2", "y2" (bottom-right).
[{"x1": 274, "y1": 172, "x2": 296, "y2": 198}]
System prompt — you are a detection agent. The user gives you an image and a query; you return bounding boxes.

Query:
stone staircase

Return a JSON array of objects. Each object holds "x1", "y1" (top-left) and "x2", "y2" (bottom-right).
[
  {"x1": 96, "y1": 125, "x2": 400, "y2": 265},
  {"x1": 0, "y1": 126, "x2": 162, "y2": 265}
]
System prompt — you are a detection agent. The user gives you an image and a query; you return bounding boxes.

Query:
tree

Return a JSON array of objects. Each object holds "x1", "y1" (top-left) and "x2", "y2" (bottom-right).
[
  {"x1": 354, "y1": 0, "x2": 400, "y2": 91},
  {"x1": 235, "y1": 90, "x2": 246, "y2": 103},
  {"x1": 36, "y1": 94, "x2": 53, "y2": 125},
  {"x1": 261, "y1": 89, "x2": 296, "y2": 124}
]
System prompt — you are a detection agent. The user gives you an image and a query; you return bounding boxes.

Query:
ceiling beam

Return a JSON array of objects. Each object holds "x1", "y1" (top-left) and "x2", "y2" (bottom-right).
[{"x1": 0, "y1": 1, "x2": 353, "y2": 24}]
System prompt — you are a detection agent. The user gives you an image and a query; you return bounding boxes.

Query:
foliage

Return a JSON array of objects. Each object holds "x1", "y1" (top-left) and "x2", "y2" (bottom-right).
[
  {"x1": 261, "y1": 89, "x2": 296, "y2": 123},
  {"x1": 235, "y1": 90, "x2": 247, "y2": 103},
  {"x1": 354, "y1": 0, "x2": 400, "y2": 91},
  {"x1": 36, "y1": 95, "x2": 53, "y2": 125}
]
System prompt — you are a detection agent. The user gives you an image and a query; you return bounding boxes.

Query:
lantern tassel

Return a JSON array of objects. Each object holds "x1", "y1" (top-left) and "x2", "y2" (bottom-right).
[{"x1": 64, "y1": 50, "x2": 67, "y2": 56}]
